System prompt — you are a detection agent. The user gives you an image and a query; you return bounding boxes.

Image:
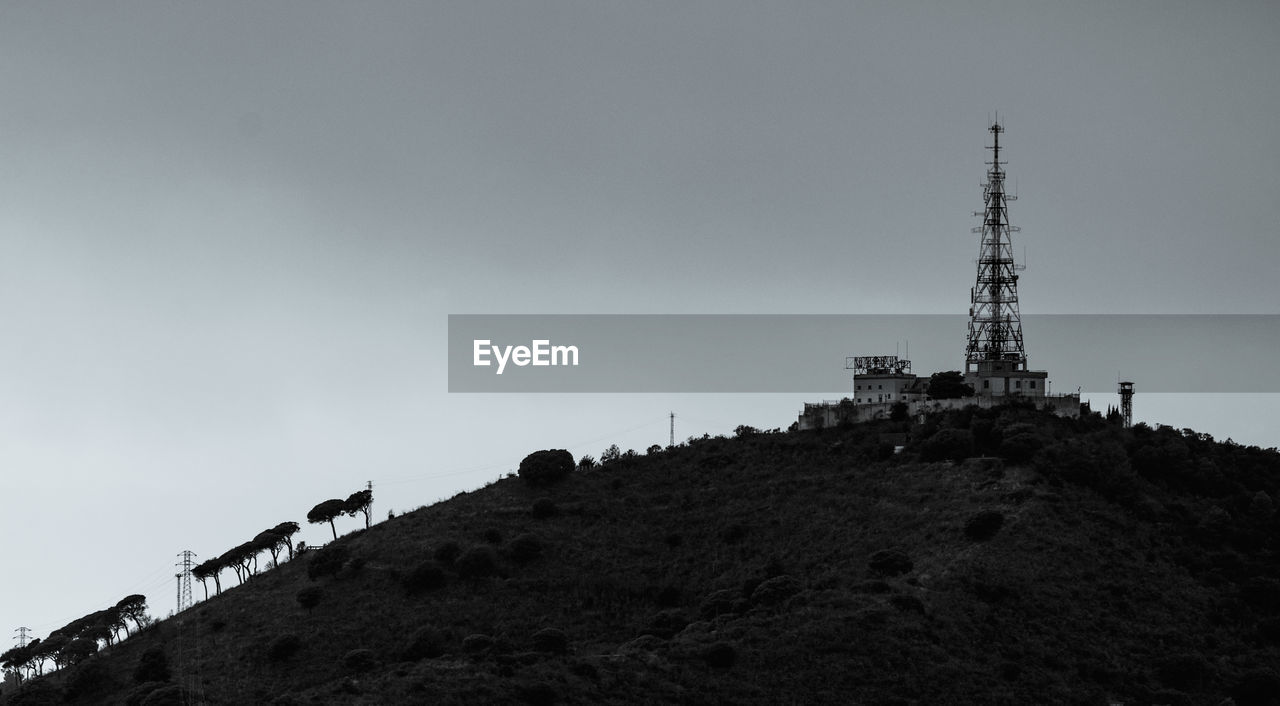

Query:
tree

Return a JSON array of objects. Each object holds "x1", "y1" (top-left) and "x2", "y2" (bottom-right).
[
  {"x1": 927, "y1": 371, "x2": 975, "y2": 399},
  {"x1": 192, "y1": 559, "x2": 215, "y2": 600},
  {"x1": 61, "y1": 637, "x2": 97, "y2": 666},
  {"x1": 890, "y1": 401, "x2": 910, "y2": 422},
  {"x1": 344, "y1": 489, "x2": 373, "y2": 529},
  {"x1": 518, "y1": 449, "x2": 574, "y2": 486},
  {"x1": 600, "y1": 444, "x2": 621, "y2": 464},
  {"x1": 308, "y1": 498, "x2": 347, "y2": 541},
  {"x1": 35, "y1": 634, "x2": 67, "y2": 674},
  {"x1": 253, "y1": 529, "x2": 287, "y2": 567},
  {"x1": 271, "y1": 521, "x2": 301, "y2": 560},
  {"x1": 2, "y1": 640, "x2": 37, "y2": 680},
  {"x1": 195, "y1": 558, "x2": 224, "y2": 596},
  {"x1": 115, "y1": 595, "x2": 149, "y2": 636}
]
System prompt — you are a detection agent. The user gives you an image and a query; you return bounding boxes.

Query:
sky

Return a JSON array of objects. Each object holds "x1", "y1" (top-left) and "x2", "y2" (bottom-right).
[{"x1": 1, "y1": 1, "x2": 1277, "y2": 645}]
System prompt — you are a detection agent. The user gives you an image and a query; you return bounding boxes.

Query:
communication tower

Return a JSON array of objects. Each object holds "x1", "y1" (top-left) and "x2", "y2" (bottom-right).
[
  {"x1": 963, "y1": 120, "x2": 1048, "y2": 397},
  {"x1": 966, "y1": 120, "x2": 1027, "y2": 371}
]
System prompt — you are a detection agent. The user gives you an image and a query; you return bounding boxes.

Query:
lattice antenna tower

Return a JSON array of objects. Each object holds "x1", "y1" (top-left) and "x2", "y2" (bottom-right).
[{"x1": 965, "y1": 119, "x2": 1028, "y2": 372}]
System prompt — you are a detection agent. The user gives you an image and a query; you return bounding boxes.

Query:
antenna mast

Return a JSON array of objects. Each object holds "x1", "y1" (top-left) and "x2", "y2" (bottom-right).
[{"x1": 965, "y1": 120, "x2": 1028, "y2": 373}]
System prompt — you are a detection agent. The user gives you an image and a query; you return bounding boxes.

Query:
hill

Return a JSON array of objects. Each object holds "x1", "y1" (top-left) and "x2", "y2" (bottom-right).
[{"x1": 5, "y1": 403, "x2": 1280, "y2": 705}]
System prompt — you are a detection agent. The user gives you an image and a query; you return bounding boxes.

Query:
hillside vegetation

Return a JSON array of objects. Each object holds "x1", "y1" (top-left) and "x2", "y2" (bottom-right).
[{"x1": 5, "y1": 403, "x2": 1280, "y2": 705}]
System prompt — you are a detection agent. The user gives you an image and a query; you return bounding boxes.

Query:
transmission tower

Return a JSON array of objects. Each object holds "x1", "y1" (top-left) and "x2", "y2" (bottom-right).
[
  {"x1": 965, "y1": 120, "x2": 1028, "y2": 373},
  {"x1": 174, "y1": 550, "x2": 206, "y2": 705},
  {"x1": 13, "y1": 627, "x2": 31, "y2": 648},
  {"x1": 1118, "y1": 381, "x2": 1135, "y2": 428},
  {"x1": 175, "y1": 550, "x2": 196, "y2": 613}
]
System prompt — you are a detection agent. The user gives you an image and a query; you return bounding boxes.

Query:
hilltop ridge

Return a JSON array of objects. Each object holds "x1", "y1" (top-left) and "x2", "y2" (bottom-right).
[{"x1": 5, "y1": 403, "x2": 1280, "y2": 705}]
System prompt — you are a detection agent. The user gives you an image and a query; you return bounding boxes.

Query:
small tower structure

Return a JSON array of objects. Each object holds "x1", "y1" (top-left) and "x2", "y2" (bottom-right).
[
  {"x1": 1118, "y1": 381, "x2": 1134, "y2": 428},
  {"x1": 964, "y1": 120, "x2": 1047, "y2": 397}
]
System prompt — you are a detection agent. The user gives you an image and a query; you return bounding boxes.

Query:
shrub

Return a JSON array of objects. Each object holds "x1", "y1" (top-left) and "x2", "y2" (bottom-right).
[
  {"x1": 462, "y1": 634, "x2": 495, "y2": 653},
  {"x1": 1036, "y1": 436, "x2": 1137, "y2": 502},
  {"x1": 643, "y1": 610, "x2": 689, "y2": 639},
  {"x1": 721, "y1": 524, "x2": 748, "y2": 545},
  {"x1": 515, "y1": 682, "x2": 558, "y2": 706},
  {"x1": 889, "y1": 595, "x2": 925, "y2": 613},
  {"x1": 1232, "y1": 668, "x2": 1280, "y2": 706},
  {"x1": 518, "y1": 449, "x2": 574, "y2": 487},
  {"x1": 267, "y1": 634, "x2": 302, "y2": 663},
  {"x1": 124, "y1": 682, "x2": 164, "y2": 706},
  {"x1": 868, "y1": 549, "x2": 913, "y2": 576},
  {"x1": 403, "y1": 627, "x2": 447, "y2": 660},
  {"x1": 1155, "y1": 654, "x2": 1213, "y2": 691},
  {"x1": 133, "y1": 646, "x2": 170, "y2": 683},
  {"x1": 457, "y1": 546, "x2": 500, "y2": 578},
  {"x1": 1258, "y1": 617, "x2": 1280, "y2": 645},
  {"x1": 342, "y1": 648, "x2": 378, "y2": 673},
  {"x1": 138, "y1": 685, "x2": 183, "y2": 706},
  {"x1": 434, "y1": 541, "x2": 462, "y2": 565},
  {"x1": 999, "y1": 432, "x2": 1044, "y2": 463},
  {"x1": 702, "y1": 642, "x2": 737, "y2": 669},
  {"x1": 920, "y1": 428, "x2": 975, "y2": 462},
  {"x1": 699, "y1": 589, "x2": 745, "y2": 619},
  {"x1": 295, "y1": 586, "x2": 323, "y2": 611},
  {"x1": 964, "y1": 510, "x2": 1006, "y2": 541},
  {"x1": 508, "y1": 534, "x2": 544, "y2": 565},
  {"x1": 531, "y1": 627, "x2": 569, "y2": 654},
  {"x1": 531, "y1": 497, "x2": 559, "y2": 519},
  {"x1": 65, "y1": 661, "x2": 118, "y2": 701},
  {"x1": 403, "y1": 561, "x2": 449, "y2": 594},
  {"x1": 307, "y1": 543, "x2": 349, "y2": 581},
  {"x1": 751, "y1": 575, "x2": 801, "y2": 607},
  {"x1": 7, "y1": 680, "x2": 63, "y2": 706}
]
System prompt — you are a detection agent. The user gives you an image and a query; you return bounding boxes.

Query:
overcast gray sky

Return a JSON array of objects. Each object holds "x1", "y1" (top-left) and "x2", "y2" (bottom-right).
[{"x1": 2, "y1": 1, "x2": 1277, "y2": 643}]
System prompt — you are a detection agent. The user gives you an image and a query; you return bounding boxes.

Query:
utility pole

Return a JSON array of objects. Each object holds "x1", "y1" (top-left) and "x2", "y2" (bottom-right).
[
  {"x1": 367, "y1": 480, "x2": 373, "y2": 524},
  {"x1": 669, "y1": 412, "x2": 675, "y2": 447}
]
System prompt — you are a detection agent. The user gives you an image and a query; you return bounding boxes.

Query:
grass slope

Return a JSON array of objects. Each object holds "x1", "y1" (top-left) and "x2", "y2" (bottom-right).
[{"x1": 7, "y1": 404, "x2": 1280, "y2": 705}]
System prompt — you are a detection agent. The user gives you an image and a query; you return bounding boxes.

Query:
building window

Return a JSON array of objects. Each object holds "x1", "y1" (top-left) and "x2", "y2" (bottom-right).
[
  {"x1": 1030, "y1": 381, "x2": 1036, "y2": 389},
  {"x1": 878, "y1": 384, "x2": 883, "y2": 389},
  {"x1": 1015, "y1": 380, "x2": 1022, "y2": 389},
  {"x1": 983, "y1": 380, "x2": 990, "y2": 389}
]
